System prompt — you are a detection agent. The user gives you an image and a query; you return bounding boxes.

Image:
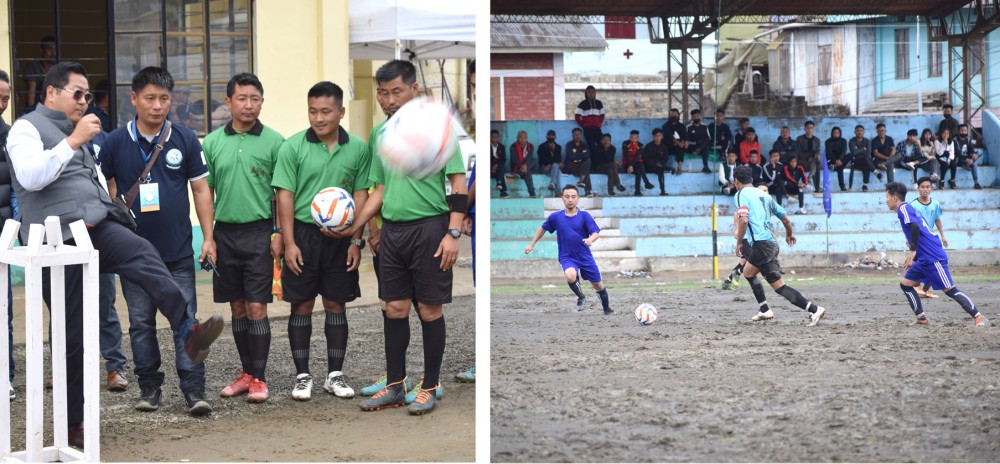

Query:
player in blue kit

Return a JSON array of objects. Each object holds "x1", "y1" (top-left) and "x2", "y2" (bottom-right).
[
  {"x1": 909, "y1": 177, "x2": 947, "y2": 298},
  {"x1": 884, "y1": 182, "x2": 988, "y2": 326},
  {"x1": 733, "y1": 166, "x2": 827, "y2": 325},
  {"x1": 525, "y1": 184, "x2": 614, "y2": 315}
]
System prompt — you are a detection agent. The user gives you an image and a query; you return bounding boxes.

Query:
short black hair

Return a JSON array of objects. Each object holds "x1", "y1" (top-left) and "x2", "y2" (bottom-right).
[
  {"x1": 916, "y1": 176, "x2": 933, "y2": 186},
  {"x1": 629, "y1": 130, "x2": 639, "y2": 135},
  {"x1": 307, "y1": 81, "x2": 344, "y2": 106},
  {"x1": 41, "y1": 36, "x2": 56, "y2": 45},
  {"x1": 958, "y1": 123, "x2": 968, "y2": 130},
  {"x1": 943, "y1": 103, "x2": 953, "y2": 109},
  {"x1": 781, "y1": 125, "x2": 789, "y2": 130},
  {"x1": 601, "y1": 133, "x2": 611, "y2": 140},
  {"x1": 131, "y1": 66, "x2": 173, "y2": 93},
  {"x1": 805, "y1": 120, "x2": 815, "y2": 127},
  {"x1": 745, "y1": 127, "x2": 755, "y2": 134},
  {"x1": 738, "y1": 117, "x2": 750, "y2": 124},
  {"x1": 876, "y1": 123, "x2": 886, "y2": 130},
  {"x1": 734, "y1": 166, "x2": 753, "y2": 184},
  {"x1": 0, "y1": 70, "x2": 8, "y2": 84},
  {"x1": 562, "y1": 184, "x2": 580, "y2": 195},
  {"x1": 907, "y1": 129, "x2": 918, "y2": 136},
  {"x1": 886, "y1": 182, "x2": 907, "y2": 201},
  {"x1": 490, "y1": 129, "x2": 499, "y2": 135},
  {"x1": 749, "y1": 149, "x2": 759, "y2": 155},
  {"x1": 571, "y1": 127, "x2": 582, "y2": 134},
  {"x1": 585, "y1": 85, "x2": 596, "y2": 92},
  {"x1": 716, "y1": 109, "x2": 725, "y2": 115},
  {"x1": 652, "y1": 128, "x2": 662, "y2": 136},
  {"x1": 42, "y1": 61, "x2": 87, "y2": 98},
  {"x1": 226, "y1": 72, "x2": 264, "y2": 98},
  {"x1": 690, "y1": 109, "x2": 701, "y2": 116},
  {"x1": 94, "y1": 79, "x2": 109, "y2": 102},
  {"x1": 855, "y1": 124, "x2": 865, "y2": 131},
  {"x1": 375, "y1": 60, "x2": 417, "y2": 86},
  {"x1": 669, "y1": 108, "x2": 680, "y2": 114},
  {"x1": 769, "y1": 149, "x2": 780, "y2": 156}
]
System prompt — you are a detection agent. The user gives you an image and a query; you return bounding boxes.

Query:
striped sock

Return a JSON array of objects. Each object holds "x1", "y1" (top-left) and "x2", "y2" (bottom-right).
[
  {"x1": 325, "y1": 312, "x2": 348, "y2": 373},
  {"x1": 288, "y1": 313, "x2": 312, "y2": 375},
  {"x1": 944, "y1": 287, "x2": 979, "y2": 318},
  {"x1": 900, "y1": 283, "x2": 925, "y2": 317}
]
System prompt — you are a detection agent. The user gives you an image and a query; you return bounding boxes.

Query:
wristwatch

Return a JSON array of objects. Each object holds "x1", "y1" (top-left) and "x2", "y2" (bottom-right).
[
  {"x1": 447, "y1": 228, "x2": 462, "y2": 239},
  {"x1": 350, "y1": 238, "x2": 366, "y2": 249}
]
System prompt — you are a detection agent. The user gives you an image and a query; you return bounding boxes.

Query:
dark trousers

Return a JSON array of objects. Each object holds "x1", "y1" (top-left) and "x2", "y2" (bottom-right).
[
  {"x1": 565, "y1": 160, "x2": 592, "y2": 194},
  {"x1": 644, "y1": 161, "x2": 666, "y2": 193},
  {"x1": 828, "y1": 162, "x2": 847, "y2": 190},
  {"x1": 626, "y1": 163, "x2": 650, "y2": 193},
  {"x1": 582, "y1": 126, "x2": 602, "y2": 151},
  {"x1": 767, "y1": 181, "x2": 787, "y2": 206},
  {"x1": 490, "y1": 163, "x2": 507, "y2": 193},
  {"x1": 592, "y1": 162, "x2": 621, "y2": 194},
  {"x1": 784, "y1": 180, "x2": 804, "y2": 207},
  {"x1": 849, "y1": 154, "x2": 876, "y2": 189},
  {"x1": 44, "y1": 218, "x2": 192, "y2": 424},
  {"x1": 510, "y1": 160, "x2": 537, "y2": 196}
]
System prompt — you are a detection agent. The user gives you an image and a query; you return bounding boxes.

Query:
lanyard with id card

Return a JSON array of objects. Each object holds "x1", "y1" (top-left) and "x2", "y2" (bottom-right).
[{"x1": 117, "y1": 120, "x2": 172, "y2": 213}]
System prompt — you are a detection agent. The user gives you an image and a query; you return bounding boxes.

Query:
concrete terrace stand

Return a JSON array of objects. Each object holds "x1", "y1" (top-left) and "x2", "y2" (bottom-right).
[
  {"x1": 492, "y1": 189, "x2": 1000, "y2": 278},
  {"x1": 0, "y1": 218, "x2": 100, "y2": 462}
]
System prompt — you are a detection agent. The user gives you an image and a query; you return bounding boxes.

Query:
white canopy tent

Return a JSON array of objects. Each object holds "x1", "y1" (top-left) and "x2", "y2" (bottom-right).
[{"x1": 348, "y1": 0, "x2": 476, "y2": 60}]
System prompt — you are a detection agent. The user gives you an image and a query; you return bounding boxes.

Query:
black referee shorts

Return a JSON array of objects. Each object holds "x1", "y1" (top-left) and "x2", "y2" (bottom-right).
[
  {"x1": 282, "y1": 220, "x2": 360, "y2": 304},
  {"x1": 378, "y1": 214, "x2": 452, "y2": 305},
  {"x1": 744, "y1": 238, "x2": 783, "y2": 284},
  {"x1": 213, "y1": 219, "x2": 274, "y2": 304}
]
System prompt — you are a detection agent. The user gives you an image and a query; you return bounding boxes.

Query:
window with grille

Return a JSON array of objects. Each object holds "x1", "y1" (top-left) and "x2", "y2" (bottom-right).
[
  {"x1": 113, "y1": 0, "x2": 252, "y2": 135},
  {"x1": 895, "y1": 29, "x2": 909, "y2": 80}
]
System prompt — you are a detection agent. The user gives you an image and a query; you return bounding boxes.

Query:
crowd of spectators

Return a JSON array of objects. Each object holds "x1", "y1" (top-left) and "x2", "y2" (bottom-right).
[{"x1": 491, "y1": 90, "x2": 987, "y2": 204}]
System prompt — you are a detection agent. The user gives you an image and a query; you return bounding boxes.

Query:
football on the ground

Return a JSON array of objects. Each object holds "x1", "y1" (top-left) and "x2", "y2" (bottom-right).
[
  {"x1": 377, "y1": 97, "x2": 459, "y2": 179},
  {"x1": 311, "y1": 187, "x2": 354, "y2": 232},
  {"x1": 634, "y1": 303, "x2": 658, "y2": 325}
]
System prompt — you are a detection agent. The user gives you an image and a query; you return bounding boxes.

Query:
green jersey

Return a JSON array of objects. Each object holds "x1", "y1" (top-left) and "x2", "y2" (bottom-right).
[
  {"x1": 203, "y1": 120, "x2": 284, "y2": 223},
  {"x1": 271, "y1": 126, "x2": 371, "y2": 224}
]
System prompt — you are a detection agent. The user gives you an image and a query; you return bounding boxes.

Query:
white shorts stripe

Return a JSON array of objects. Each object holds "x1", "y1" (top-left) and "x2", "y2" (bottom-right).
[{"x1": 934, "y1": 262, "x2": 952, "y2": 288}]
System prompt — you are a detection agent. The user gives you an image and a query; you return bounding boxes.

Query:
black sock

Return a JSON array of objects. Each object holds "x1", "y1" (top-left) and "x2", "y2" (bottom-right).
[
  {"x1": 900, "y1": 283, "x2": 925, "y2": 317},
  {"x1": 288, "y1": 313, "x2": 312, "y2": 375},
  {"x1": 325, "y1": 312, "x2": 348, "y2": 373},
  {"x1": 568, "y1": 280, "x2": 585, "y2": 299},
  {"x1": 596, "y1": 288, "x2": 610, "y2": 310},
  {"x1": 728, "y1": 263, "x2": 745, "y2": 282},
  {"x1": 231, "y1": 316, "x2": 251, "y2": 373},
  {"x1": 775, "y1": 285, "x2": 816, "y2": 313},
  {"x1": 420, "y1": 316, "x2": 446, "y2": 389},
  {"x1": 385, "y1": 317, "x2": 410, "y2": 385},
  {"x1": 247, "y1": 317, "x2": 271, "y2": 382},
  {"x1": 747, "y1": 276, "x2": 769, "y2": 312},
  {"x1": 922, "y1": 283, "x2": 931, "y2": 292},
  {"x1": 944, "y1": 287, "x2": 979, "y2": 318}
]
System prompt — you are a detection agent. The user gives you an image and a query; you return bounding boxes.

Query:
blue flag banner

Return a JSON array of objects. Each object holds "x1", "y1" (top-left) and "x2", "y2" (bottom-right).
[{"x1": 821, "y1": 152, "x2": 832, "y2": 218}]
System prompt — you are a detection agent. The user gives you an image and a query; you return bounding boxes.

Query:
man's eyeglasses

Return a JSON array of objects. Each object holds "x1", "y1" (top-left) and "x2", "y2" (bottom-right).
[{"x1": 56, "y1": 87, "x2": 94, "y2": 104}]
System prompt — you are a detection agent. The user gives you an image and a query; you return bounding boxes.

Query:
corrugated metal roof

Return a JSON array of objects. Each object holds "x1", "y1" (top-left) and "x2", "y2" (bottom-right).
[
  {"x1": 491, "y1": 0, "x2": 967, "y2": 18},
  {"x1": 491, "y1": 21, "x2": 608, "y2": 51}
]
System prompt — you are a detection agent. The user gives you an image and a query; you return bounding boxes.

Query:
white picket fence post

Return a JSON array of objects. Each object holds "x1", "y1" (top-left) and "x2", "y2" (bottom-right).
[{"x1": 0, "y1": 217, "x2": 100, "y2": 463}]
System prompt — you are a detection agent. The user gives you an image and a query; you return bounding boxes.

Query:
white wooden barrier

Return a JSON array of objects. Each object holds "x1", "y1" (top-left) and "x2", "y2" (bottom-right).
[{"x1": 0, "y1": 217, "x2": 100, "y2": 462}]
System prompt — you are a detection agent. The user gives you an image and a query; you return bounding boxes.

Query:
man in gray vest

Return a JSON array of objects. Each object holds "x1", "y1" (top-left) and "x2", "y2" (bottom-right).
[{"x1": 5, "y1": 61, "x2": 224, "y2": 449}]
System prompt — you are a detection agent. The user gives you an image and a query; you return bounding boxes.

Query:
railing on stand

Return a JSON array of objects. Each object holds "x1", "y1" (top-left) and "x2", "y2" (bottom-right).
[{"x1": 0, "y1": 217, "x2": 100, "y2": 462}]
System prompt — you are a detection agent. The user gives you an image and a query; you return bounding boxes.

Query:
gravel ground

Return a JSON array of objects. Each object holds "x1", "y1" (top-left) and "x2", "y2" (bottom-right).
[
  {"x1": 6, "y1": 293, "x2": 476, "y2": 462},
  {"x1": 491, "y1": 267, "x2": 1000, "y2": 462}
]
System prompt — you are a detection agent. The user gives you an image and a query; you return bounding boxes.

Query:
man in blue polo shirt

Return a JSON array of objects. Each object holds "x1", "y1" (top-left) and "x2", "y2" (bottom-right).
[{"x1": 97, "y1": 67, "x2": 217, "y2": 415}]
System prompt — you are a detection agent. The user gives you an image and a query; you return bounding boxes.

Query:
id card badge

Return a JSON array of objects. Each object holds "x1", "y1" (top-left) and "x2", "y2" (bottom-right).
[{"x1": 139, "y1": 183, "x2": 161, "y2": 212}]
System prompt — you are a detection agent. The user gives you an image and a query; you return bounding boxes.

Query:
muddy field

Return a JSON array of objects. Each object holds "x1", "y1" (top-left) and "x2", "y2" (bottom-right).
[
  {"x1": 491, "y1": 267, "x2": 1000, "y2": 462},
  {"x1": 6, "y1": 293, "x2": 476, "y2": 462}
]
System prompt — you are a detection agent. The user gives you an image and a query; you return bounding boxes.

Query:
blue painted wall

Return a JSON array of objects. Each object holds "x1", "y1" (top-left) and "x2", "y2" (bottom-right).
[{"x1": 874, "y1": 22, "x2": 1000, "y2": 107}]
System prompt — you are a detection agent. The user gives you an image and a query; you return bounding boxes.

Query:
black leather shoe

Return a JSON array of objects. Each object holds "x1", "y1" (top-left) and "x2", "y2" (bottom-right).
[
  {"x1": 135, "y1": 386, "x2": 162, "y2": 411},
  {"x1": 185, "y1": 390, "x2": 213, "y2": 416},
  {"x1": 68, "y1": 422, "x2": 84, "y2": 449}
]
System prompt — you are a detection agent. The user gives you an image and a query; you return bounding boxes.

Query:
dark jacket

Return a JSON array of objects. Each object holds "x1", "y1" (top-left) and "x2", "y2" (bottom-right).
[
  {"x1": 621, "y1": 140, "x2": 644, "y2": 167},
  {"x1": 763, "y1": 161, "x2": 784, "y2": 186},
  {"x1": 509, "y1": 142, "x2": 535, "y2": 169},
  {"x1": 591, "y1": 144, "x2": 617, "y2": 166},
  {"x1": 537, "y1": 141, "x2": 562, "y2": 166},
  {"x1": 686, "y1": 123, "x2": 710, "y2": 154},
  {"x1": 661, "y1": 120, "x2": 688, "y2": 155},
  {"x1": 772, "y1": 136, "x2": 798, "y2": 164},
  {"x1": 784, "y1": 164, "x2": 808, "y2": 185},
  {"x1": 795, "y1": 134, "x2": 821, "y2": 164},
  {"x1": 825, "y1": 136, "x2": 848, "y2": 165},
  {"x1": 707, "y1": 121, "x2": 732, "y2": 152},
  {"x1": 565, "y1": 140, "x2": 590, "y2": 163},
  {"x1": 642, "y1": 141, "x2": 669, "y2": 167},
  {"x1": 490, "y1": 143, "x2": 506, "y2": 168},
  {"x1": 0, "y1": 117, "x2": 12, "y2": 221}
]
